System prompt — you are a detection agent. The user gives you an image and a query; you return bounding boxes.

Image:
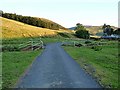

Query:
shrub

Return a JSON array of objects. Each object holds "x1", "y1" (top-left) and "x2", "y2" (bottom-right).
[
  {"x1": 91, "y1": 46, "x2": 102, "y2": 51},
  {"x1": 58, "y1": 32, "x2": 70, "y2": 38},
  {"x1": 75, "y1": 43, "x2": 83, "y2": 47},
  {"x1": 75, "y1": 30, "x2": 90, "y2": 39},
  {"x1": 113, "y1": 28, "x2": 120, "y2": 35},
  {"x1": 2, "y1": 45, "x2": 20, "y2": 52},
  {"x1": 85, "y1": 40, "x2": 92, "y2": 44}
]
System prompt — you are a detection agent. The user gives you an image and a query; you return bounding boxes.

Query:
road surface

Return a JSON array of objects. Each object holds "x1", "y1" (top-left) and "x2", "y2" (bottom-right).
[{"x1": 16, "y1": 43, "x2": 101, "y2": 88}]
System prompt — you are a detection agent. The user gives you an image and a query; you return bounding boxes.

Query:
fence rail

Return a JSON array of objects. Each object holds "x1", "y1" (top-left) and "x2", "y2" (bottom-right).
[{"x1": 2, "y1": 38, "x2": 44, "y2": 51}]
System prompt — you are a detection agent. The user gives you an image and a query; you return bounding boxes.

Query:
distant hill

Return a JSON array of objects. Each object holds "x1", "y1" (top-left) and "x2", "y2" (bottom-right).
[
  {"x1": 69, "y1": 27, "x2": 76, "y2": 30},
  {"x1": 69, "y1": 25, "x2": 117, "y2": 35},
  {"x1": 2, "y1": 12, "x2": 67, "y2": 30},
  {"x1": 1, "y1": 17, "x2": 72, "y2": 38}
]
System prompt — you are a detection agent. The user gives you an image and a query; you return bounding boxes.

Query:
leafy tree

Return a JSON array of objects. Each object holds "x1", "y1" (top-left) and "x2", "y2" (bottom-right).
[
  {"x1": 75, "y1": 23, "x2": 86, "y2": 31},
  {"x1": 18, "y1": 15, "x2": 23, "y2": 22},
  {"x1": 75, "y1": 23, "x2": 90, "y2": 39},
  {"x1": 1, "y1": 10, "x2": 3, "y2": 16},
  {"x1": 75, "y1": 30, "x2": 90, "y2": 39},
  {"x1": 10, "y1": 13, "x2": 16, "y2": 20},
  {"x1": 113, "y1": 28, "x2": 120, "y2": 35},
  {"x1": 102, "y1": 23, "x2": 107, "y2": 30},
  {"x1": 102, "y1": 24, "x2": 114, "y2": 36},
  {"x1": 107, "y1": 27, "x2": 113, "y2": 35}
]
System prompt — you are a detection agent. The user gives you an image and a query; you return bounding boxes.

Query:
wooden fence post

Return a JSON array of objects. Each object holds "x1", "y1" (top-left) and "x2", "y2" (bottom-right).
[
  {"x1": 40, "y1": 38, "x2": 44, "y2": 49},
  {"x1": 31, "y1": 39, "x2": 33, "y2": 51},
  {"x1": 74, "y1": 41, "x2": 75, "y2": 47}
]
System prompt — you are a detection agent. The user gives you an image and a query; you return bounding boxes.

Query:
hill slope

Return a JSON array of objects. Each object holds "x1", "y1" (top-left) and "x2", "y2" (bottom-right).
[
  {"x1": 69, "y1": 26, "x2": 117, "y2": 35},
  {"x1": 2, "y1": 12, "x2": 67, "y2": 30},
  {"x1": 85, "y1": 26, "x2": 103, "y2": 35},
  {"x1": 1, "y1": 17, "x2": 71, "y2": 38}
]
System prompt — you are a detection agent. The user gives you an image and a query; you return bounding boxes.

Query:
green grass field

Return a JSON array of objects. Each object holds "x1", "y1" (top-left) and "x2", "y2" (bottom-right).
[
  {"x1": 2, "y1": 50, "x2": 42, "y2": 88},
  {"x1": 1, "y1": 36, "x2": 72, "y2": 88},
  {"x1": 2, "y1": 35, "x2": 119, "y2": 88},
  {"x1": 63, "y1": 40, "x2": 119, "y2": 88}
]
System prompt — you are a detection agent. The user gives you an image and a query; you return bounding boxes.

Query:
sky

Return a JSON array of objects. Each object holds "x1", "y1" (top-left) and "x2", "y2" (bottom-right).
[{"x1": 0, "y1": 0, "x2": 119, "y2": 28}]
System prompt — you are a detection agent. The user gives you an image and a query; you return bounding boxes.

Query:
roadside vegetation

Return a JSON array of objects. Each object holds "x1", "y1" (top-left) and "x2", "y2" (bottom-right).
[
  {"x1": 63, "y1": 39, "x2": 119, "y2": 88},
  {"x1": 2, "y1": 36, "x2": 119, "y2": 88},
  {"x1": 2, "y1": 36, "x2": 46, "y2": 88},
  {"x1": 2, "y1": 34, "x2": 75, "y2": 88},
  {"x1": 2, "y1": 51, "x2": 42, "y2": 88}
]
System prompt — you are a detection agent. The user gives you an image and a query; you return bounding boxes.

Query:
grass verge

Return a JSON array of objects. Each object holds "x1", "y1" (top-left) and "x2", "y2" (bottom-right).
[
  {"x1": 2, "y1": 50, "x2": 42, "y2": 88},
  {"x1": 63, "y1": 41, "x2": 118, "y2": 88}
]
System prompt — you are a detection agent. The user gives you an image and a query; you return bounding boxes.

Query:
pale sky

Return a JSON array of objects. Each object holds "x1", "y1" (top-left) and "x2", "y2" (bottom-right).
[{"x1": 0, "y1": 0, "x2": 119, "y2": 28}]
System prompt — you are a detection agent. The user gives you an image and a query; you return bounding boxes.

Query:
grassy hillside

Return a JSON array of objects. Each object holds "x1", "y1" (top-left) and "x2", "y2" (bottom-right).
[
  {"x1": 85, "y1": 26, "x2": 103, "y2": 35},
  {"x1": 69, "y1": 26, "x2": 117, "y2": 36},
  {"x1": 1, "y1": 17, "x2": 72, "y2": 39},
  {"x1": 37, "y1": 17, "x2": 67, "y2": 30},
  {"x1": 86, "y1": 26, "x2": 118, "y2": 35},
  {"x1": 2, "y1": 12, "x2": 67, "y2": 30}
]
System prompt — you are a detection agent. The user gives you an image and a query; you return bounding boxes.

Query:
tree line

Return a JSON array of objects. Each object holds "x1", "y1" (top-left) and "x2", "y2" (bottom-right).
[
  {"x1": 102, "y1": 24, "x2": 120, "y2": 36},
  {"x1": 74, "y1": 23, "x2": 120, "y2": 39},
  {"x1": 1, "y1": 12, "x2": 67, "y2": 30}
]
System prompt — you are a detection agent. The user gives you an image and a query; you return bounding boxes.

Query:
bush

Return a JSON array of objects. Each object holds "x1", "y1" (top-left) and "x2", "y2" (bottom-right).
[
  {"x1": 85, "y1": 40, "x2": 92, "y2": 44},
  {"x1": 75, "y1": 30, "x2": 90, "y2": 39},
  {"x1": 113, "y1": 28, "x2": 120, "y2": 35},
  {"x1": 58, "y1": 32, "x2": 70, "y2": 38},
  {"x1": 75, "y1": 43, "x2": 83, "y2": 47},
  {"x1": 2, "y1": 45, "x2": 20, "y2": 51},
  {"x1": 91, "y1": 46, "x2": 102, "y2": 51}
]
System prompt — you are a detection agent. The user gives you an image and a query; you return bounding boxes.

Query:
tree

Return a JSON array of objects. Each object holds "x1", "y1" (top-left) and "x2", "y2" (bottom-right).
[
  {"x1": 11, "y1": 13, "x2": 16, "y2": 20},
  {"x1": 75, "y1": 23, "x2": 90, "y2": 39},
  {"x1": 102, "y1": 23, "x2": 107, "y2": 30},
  {"x1": 102, "y1": 24, "x2": 114, "y2": 36},
  {"x1": 75, "y1": 23, "x2": 86, "y2": 31},
  {"x1": 107, "y1": 27, "x2": 113, "y2": 35},
  {"x1": 1, "y1": 11, "x2": 4, "y2": 16},
  {"x1": 113, "y1": 28, "x2": 120, "y2": 35},
  {"x1": 75, "y1": 30, "x2": 90, "y2": 39}
]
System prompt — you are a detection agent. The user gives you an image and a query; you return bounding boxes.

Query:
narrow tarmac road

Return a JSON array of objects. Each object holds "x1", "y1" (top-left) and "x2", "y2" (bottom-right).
[{"x1": 16, "y1": 43, "x2": 101, "y2": 88}]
